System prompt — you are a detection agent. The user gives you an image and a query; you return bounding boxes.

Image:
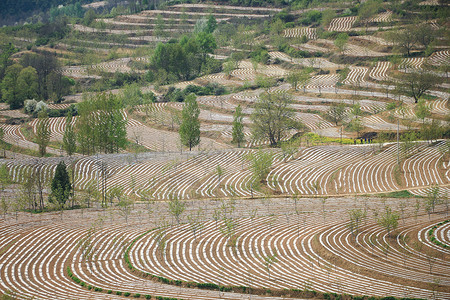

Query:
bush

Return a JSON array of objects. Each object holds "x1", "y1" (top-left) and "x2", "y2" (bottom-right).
[
  {"x1": 124, "y1": 292, "x2": 131, "y2": 297},
  {"x1": 145, "y1": 295, "x2": 151, "y2": 299},
  {"x1": 134, "y1": 293, "x2": 141, "y2": 298},
  {"x1": 116, "y1": 291, "x2": 123, "y2": 295},
  {"x1": 107, "y1": 290, "x2": 112, "y2": 294}
]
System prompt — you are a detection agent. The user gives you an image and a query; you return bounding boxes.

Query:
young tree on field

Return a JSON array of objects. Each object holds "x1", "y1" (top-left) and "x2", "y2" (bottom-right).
[
  {"x1": 179, "y1": 93, "x2": 200, "y2": 151},
  {"x1": 327, "y1": 102, "x2": 347, "y2": 125},
  {"x1": 0, "y1": 164, "x2": 10, "y2": 194},
  {"x1": 334, "y1": 33, "x2": 349, "y2": 54},
  {"x1": 321, "y1": 10, "x2": 335, "y2": 27},
  {"x1": 377, "y1": 205, "x2": 399, "y2": 237},
  {"x1": 246, "y1": 150, "x2": 273, "y2": 186},
  {"x1": 232, "y1": 105, "x2": 245, "y2": 147},
  {"x1": 63, "y1": 112, "x2": 76, "y2": 156},
  {"x1": 358, "y1": 0, "x2": 379, "y2": 32},
  {"x1": 251, "y1": 92, "x2": 301, "y2": 146},
  {"x1": 168, "y1": 195, "x2": 185, "y2": 225},
  {"x1": 422, "y1": 119, "x2": 443, "y2": 143},
  {"x1": 116, "y1": 191, "x2": 134, "y2": 224},
  {"x1": 223, "y1": 60, "x2": 238, "y2": 78},
  {"x1": 287, "y1": 68, "x2": 311, "y2": 92},
  {"x1": 19, "y1": 167, "x2": 37, "y2": 211},
  {"x1": 348, "y1": 117, "x2": 364, "y2": 138},
  {"x1": 415, "y1": 99, "x2": 431, "y2": 124},
  {"x1": 425, "y1": 185, "x2": 441, "y2": 218},
  {"x1": 1, "y1": 64, "x2": 23, "y2": 109},
  {"x1": 386, "y1": 26, "x2": 416, "y2": 56},
  {"x1": 0, "y1": 197, "x2": 8, "y2": 219},
  {"x1": 394, "y1": 69, "x2": 442, "y2": 103},
  {"x1": 50, "y1": 161, "x2": 72, "y2": 209},
  {"x1": 35, "y1": 110, "x2": 50, "y2": 157},
  {"x1": 261, "y1": 248, "x2": 278, "y2": 280},
  {"x1": 347, "y1": 208, "x2": 367, "y2": 237}
]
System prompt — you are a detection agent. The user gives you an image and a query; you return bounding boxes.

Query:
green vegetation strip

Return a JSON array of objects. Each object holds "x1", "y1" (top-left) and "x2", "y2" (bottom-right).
[
  {"x1": 123, "y1": 227, "x2": 426, "y2": 300},
  {"x1": 427, "y1": 220, "x2": 449, "y2": 249}
]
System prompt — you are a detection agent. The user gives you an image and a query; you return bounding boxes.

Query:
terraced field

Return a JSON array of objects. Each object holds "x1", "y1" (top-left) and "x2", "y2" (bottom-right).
[{"x1": 1, "y1": 194, "x2": 448, "y2": 299}]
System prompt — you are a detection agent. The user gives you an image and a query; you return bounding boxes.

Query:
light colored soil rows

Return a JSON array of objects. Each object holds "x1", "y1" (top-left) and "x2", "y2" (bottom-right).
[
  {"x1": 355, "y1": 35, "x2": 391, "y2": 46},
  {"x1": 0, "y1": 124, "x2": 60, "y2": 155},
  {"x1": 304, "y1": 74, "x2": 340, "y2": 90},
  {"x1": 362, "y1": 115, "x2": 410, "y2": 131},
  {"x1": 29, "y1": 117, "x2": 77, "y2": 141},
  {"x1": 431, "y1": 99, "x2": 449, "y2": 115},
  {"x1": 283, "y1": 27, "x2": 317, "y2": 39},
  {"x1": 343, "y1": 66, "x2": 368, "y2": 85},
  {"x1": 126, "y1": 117, "x2": 229, "y2": 152},
  {"x1": 369, "y1": 10, "x2": 393, "y2": 23},
  {"x1": 170, "y1": 3, "x2": 282, "y2": 13},
  {"x1": 293, "y1": 112, "x2": 334, "y2": 130},
  {"x1": 327, "y1": 16, "x2": 357, "y2": 32},
  {"x1": 402, "y1": 141, "x2": 447, "y2": 188},
  {"x1": 129, "y1": 204, "x2": 449, "y2": 298},
  {"x1": 399, "y1": 57, "x2": 425, "y2": 71},
  {"x1": 369, "y1": 61, "x2": 392, "y2": 81},
  {"x1": 268, "y1": 51, "x2": 343, "y2": 69},
  {"x1": 428, "y1": 50, "x2": 450, "y2": 66}
]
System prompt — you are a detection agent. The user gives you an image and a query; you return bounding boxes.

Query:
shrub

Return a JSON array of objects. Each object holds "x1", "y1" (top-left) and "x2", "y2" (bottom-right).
[
  {"x1": 145, "y1": 295, "x2": 151, "y2": 300},
  {"x1": 116, "y1": 291, "x2": 123, "y2": 295},
  {"x1": 124, "y1": 292, "x2": 131, "y2": 297},
  {"x1": 107, "y1": 290, "x2": 112, "y2": 294},
  {"x1": 134, "y1": 294, "x2": 141, "y2": 298}
]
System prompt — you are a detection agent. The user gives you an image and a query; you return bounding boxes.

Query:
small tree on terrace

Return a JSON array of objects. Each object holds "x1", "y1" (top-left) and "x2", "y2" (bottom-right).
[
  {"x1": 247, "y1": 150, "x2": 273, "y2": 187},
  {"x1": 377, "y1": 205, "x2": 399, "y2": 237},
  {"x1": 394, "y1": 70, "x2": 442, "y2": 103},
  {"x1": 36, "y1": 110, "x2": 50, "y2": 157},
  {"x1": 168, "y1": 195, "x2": 185, "y2": 225},
  {"x1": 334, "y1": 33, "x2": 349, "y2": 54},
  {"x1": 50, "y1": 161, "x2": 72, "y2": 208},
  {"x1": 251, "y1": 92, "x2": 300, "y2": 147},
  {"x1": 179, "y1": 93, "x2": 200, "y2": 151},
  {"x1": 63, "y1": 111, "x2": 76, "y2": 156},
  {"x1": 347, "y1": 208, "x2": 367, "y2": 238},
  {"x1": 232, "y1": 105, "x2": 245, "y2": 147},
  {"x1": 327, "y1": 102, "x2": 347, "y2": 126}
]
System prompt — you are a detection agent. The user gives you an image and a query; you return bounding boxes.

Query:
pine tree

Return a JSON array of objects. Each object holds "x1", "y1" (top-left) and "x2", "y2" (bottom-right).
[
  {"x1": 179, "y1": 93, "x2": 200, "y2": 151},
  {"x1": 51, "y1": 161, "x2": 71, "y2": 206},
  {"x1": 63, "y1": 112, "x2": 76, "y2": 156},
  {"x1": 36, "y1": 110, "x2": 50, "y2": 157},
  {"x1": 232, "y1": 105, "x2": 245, "y2": 147}
]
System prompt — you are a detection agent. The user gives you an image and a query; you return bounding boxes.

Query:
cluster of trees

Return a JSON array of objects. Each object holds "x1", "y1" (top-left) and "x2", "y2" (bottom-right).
[
  {"x1": 75, "y1": 93, "x2": 128, "y2": 155},
  {"x1": 149, "y1": 16, "x2": 220, "y2": 84},
  {"x1": 386, "y1": 22, "x2": 443, "y2": 56},
  {"x1": 1, "y1": 51, "x2": 74, "y2": 108}
]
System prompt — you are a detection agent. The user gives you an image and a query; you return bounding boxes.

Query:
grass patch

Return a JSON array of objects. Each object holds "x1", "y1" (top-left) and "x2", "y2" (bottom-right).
[
  {"x1": 302, "y1": 132, "x2": 354, "y2": 146},
  {"x1": 378, "y1": 190, "x2": 418, "y2": 198}
]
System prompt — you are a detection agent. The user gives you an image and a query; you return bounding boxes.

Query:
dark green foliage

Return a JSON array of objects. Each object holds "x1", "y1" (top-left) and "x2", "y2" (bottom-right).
[
  {"x1": 150, "y1": 33, "x2": 218, "y2": 83},
  {"x1": 76, "y1": 92, "x2": 127, "y2": 155},
  {"x1": 50, "y1": 161, "x2": 72, "y2": 205},
  {"x1": 124, "y1": 292, "x2": 131, "y2": 297},
  {"x1": 179, "y1": 94, "x2": 200, "y2": 151}
]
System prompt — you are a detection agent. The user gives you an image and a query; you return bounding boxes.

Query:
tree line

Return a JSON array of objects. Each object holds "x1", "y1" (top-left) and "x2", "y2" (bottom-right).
[{"x1": 1, "y1": 51, "x2": 74, "y2": 109}]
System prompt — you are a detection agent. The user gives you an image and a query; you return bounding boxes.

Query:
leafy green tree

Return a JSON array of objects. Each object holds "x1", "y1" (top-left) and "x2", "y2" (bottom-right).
[
  {"x1": 1, "y1": 64, "x2": 23, "y2": 109},
  {"x1": 179, "y1": 93, "x2": 200, "y2": 151},
  {"x1": 347, "y1": 208, "x2": 367, "y2": 237},
  {"x1": 36, "y1": 110, "x2": 50, "y2": 157},
  {"x1": 334, "y1": 33, "x2": 349, "y2": 54},
  {"x1": 386, "y1": 26, "x2": 416, "y2": 56},
  {"x1": 394, "y1": 70, "x2": 442, "y2": 103},
  {"x1": 247, "y1": 150, "x2": 273, "y2": 186},
  {"x1": 251, "y1": 92, "x2": 300, "y2": 146},
  {"x1": 17, "y1": 66, "x2": 38, "y2": 103},
  {"x1": 63, "y1": 112, "x2": 76, "y2": 156},
  {"x1": 232, "y1": 105, "x2": 245, "y2": 147},
  {"x1": 377, "y1": 205, "x2": 399, "y2": 237},
  {"x1": 358, "y1": 0, "x2": 380, "y2": 31},
  {"x1": 327, "y1": 102, "x2": 347, "y2": 126},
  {"x1": 415, "y1": 99, "x2": 431, "y2": 124},
  {"x1": 206, "y1": 15, "x2": 217, "y2": 34},
  {"x1": 287, "y1": 68, "x2": 311, "y2": 92},
  {"x1": 348, "y1": 117, "x2": 364, "y2": 137},
  {"x1": 321, "y1": 10, "x2": 335, "y2": 27},
  {"x1": 50, "y1": 161, "x2": 72, "y2": 206},
  {"x1": 168, "y1": 196, "x2": 185, "y2": 225},
  {"x1": 76, "y1": 93, "x2": 127, "y2": 155}
]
